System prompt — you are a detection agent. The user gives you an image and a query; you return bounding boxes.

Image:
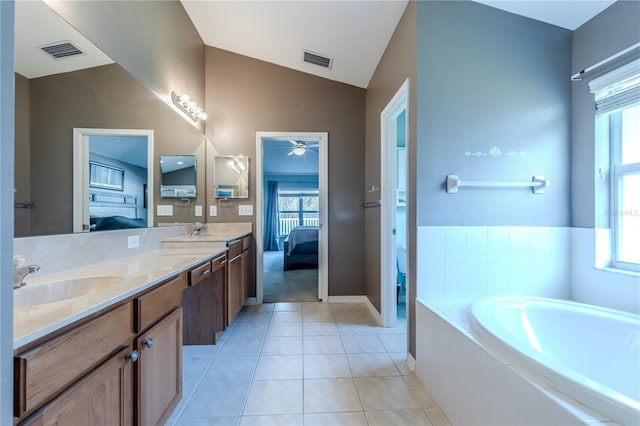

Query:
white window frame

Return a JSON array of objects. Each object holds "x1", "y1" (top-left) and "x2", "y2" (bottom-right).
[
  {"x1": 590, "y1": 59, "x2": 640, "y2": 272},
  {"x1": 609, "y1": 110, "x2": 640, "y2": 271}
]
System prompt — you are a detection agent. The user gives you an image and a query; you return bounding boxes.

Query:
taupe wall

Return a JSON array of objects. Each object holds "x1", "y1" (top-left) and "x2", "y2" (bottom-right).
[
  {"x1": 364, "y1": 2, "x2": 417, "y2": 353},
  {"x1": 46, "y1": 0, "x2": 206, "y2": 132},
  {"x1": 14, "y1": 73, "x2": 30, "y2": 237},
  {"x1": 204, "y1": 47, "x2": 366, "y2": 297},
  {"x1": 25, "y1": 64, "x2": 205, "y2": 236}
]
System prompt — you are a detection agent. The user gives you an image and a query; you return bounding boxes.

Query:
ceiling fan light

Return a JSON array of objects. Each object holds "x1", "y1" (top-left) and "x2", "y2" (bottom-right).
[{"x1": 292, "y1": 146, "x2": 306, "y2": 156}]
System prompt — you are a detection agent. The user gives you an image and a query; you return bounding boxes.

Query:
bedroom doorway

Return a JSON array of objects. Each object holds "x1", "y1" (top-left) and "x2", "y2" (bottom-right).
[
  {"x1": 255, "y1": 132, "x2": 328, "y2": 304},
  {"x1": 72, "y1": 128, "x2": 154, "y2": 233}
]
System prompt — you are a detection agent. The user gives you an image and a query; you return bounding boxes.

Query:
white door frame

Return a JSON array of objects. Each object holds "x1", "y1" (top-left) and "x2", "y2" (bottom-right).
[
  {"x1": 381, "y1": 79, "x2": 409, "y2": 327},
  {"x1": 73, "y1": 128, "x2": 154, "y2": 233},
  {"x1": 255, "y1": 131, "x2": 329, "y2": 304}
]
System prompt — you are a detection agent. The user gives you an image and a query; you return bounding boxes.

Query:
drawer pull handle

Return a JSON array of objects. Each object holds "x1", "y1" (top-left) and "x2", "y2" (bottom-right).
[
  {"x1": 219, "y1": 260, "x2": 227, "y2": 265},
  {"x1": 143, "y1": 338, "x2": 154, "y2": 349},
  {"x1": 126, "y1": 350, "x2": 139, "y2": 363},
  {"x1": 200, "y1": 269, "x2": 211, "y2": 276}
]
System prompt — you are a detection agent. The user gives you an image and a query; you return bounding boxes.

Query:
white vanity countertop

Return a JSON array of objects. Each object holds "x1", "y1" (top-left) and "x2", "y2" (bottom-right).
[
  {"x1": 13, "y1": 246, "x2": 226, "y2": 351},
  {"x1": 161, "y1": 223, "x2": 252, "y2": 249}
]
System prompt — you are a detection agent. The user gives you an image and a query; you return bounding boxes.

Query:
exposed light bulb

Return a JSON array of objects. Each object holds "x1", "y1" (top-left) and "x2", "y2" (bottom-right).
[
  {"x1": 179, "y1": 94, "x2": 190, "y2": 105},
  {"x1": 187, "y1": 100, "x2": 197, "y2": 112},
  {"x1": 198, "y1": 112, "x2": 208, "y2": 121}
]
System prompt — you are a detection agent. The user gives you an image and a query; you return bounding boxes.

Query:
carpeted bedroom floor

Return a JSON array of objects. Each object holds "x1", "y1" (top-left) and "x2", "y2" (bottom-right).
[{"x1": 263, "y1": 250, "x2": 319, "y2": 303}]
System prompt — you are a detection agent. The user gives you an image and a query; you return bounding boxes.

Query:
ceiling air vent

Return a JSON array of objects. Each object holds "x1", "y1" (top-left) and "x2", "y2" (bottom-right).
[
  {"x1": 303, "y1": 50, "x2": 333, "y2": 69},
  {"x1": 40, "y1": 42, "x2": 83, "y2": 59}
]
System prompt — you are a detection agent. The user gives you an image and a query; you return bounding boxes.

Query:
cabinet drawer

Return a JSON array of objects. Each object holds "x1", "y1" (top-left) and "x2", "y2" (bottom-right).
[
  {"x1": 227, "y1": 239, "x2": 242, "y2": 258},
  {"x1": 135, "y1": 273, "x2": 187, "y2": 333},
  {"x1": 14, "y1": 303, "x2": 132, "y2": 418},
  {"x1": 242, "y1": 235, "x2": 252, "y2": 251},
  {"x1": 189, "y1": 262, "x2": 212, "y2": 286},
  {"x1": 212, "y1": 254, "x2": 227, "y2": 272}
]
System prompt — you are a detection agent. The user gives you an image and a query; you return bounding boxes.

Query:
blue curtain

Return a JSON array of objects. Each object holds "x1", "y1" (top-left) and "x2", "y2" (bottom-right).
[{"x1": 264, "y1": 181, "x2": 280, "y2": 251}]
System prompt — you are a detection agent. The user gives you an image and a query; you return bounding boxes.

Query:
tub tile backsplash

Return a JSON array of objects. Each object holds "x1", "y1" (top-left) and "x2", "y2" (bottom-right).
[{"x1": 417, "y1": 226, "x2": 571, "y2": 301}]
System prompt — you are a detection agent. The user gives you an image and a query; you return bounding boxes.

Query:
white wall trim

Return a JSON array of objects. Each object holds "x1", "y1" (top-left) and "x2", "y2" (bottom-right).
[
  {"x1": 255, "y1": 131, "x2": 328, "y2": 304},
  {"x1": 380, "y1": 78, "x2": 409, "y2": 328},
  {"x1": 326, "y1": 295, "x2": 382, "y2": 325},
  {"x1": 407, "y1": 353, "x2": 416, "y2": 372}
]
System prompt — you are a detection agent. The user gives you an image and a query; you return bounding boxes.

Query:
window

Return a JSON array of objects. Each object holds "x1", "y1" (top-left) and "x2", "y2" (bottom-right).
[
  {"x1": 591, "y1": 59, "x2": 640, "y2": 270},
  {"x1": 277, "y1": 188, "x2": 319, "y2": 236}
]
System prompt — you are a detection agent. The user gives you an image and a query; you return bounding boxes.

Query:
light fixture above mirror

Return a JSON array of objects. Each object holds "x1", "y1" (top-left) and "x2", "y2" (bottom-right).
[{"x1": 171, "y1": 91, "x2": 208, "y2": 122}]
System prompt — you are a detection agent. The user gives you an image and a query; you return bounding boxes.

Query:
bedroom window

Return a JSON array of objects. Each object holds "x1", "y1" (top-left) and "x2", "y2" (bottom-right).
[
  {"x1": 277, "y1": 188, "x2": 319, "y2": 236},
  {"x1": 591, "y1": 59, "x2": 640, "y2": 271}
]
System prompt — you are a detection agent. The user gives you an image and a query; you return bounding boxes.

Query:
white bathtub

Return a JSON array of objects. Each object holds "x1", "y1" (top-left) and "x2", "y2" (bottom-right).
[{"x1": 470, "y1": 296, "x2": 640, "y2": 425}]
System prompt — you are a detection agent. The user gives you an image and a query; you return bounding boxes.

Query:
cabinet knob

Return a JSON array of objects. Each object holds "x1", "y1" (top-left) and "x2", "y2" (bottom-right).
[
  {"x1": 143, "y1": 338, "x2": 154, "y2": 349},
  {"x1": 126, "y1": 350, "x2": 139, "y2": 363}
]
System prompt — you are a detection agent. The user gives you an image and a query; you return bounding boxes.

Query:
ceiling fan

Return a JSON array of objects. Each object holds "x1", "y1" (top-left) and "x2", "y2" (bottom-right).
[{"x1": 287, "y1": 140, "x2": 318, "y2": 156}]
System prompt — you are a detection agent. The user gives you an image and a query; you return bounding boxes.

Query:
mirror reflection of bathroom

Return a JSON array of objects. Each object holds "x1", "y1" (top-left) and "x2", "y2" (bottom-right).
[
  {"x1": 261, "y1": 138, "x2": 320, "y2": 302},
  {"x1": 396, "y1": 109, "x2": 407, "y2": 324}
]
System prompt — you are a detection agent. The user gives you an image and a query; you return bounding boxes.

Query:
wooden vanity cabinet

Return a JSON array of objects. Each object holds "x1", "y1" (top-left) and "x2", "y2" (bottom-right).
[
  {"x1": 135, "y1": 308, "x2": 182, "y2": 426},
  {"x1": 133, "y1": 273, "x2": 186, "y2": 426},
  {"x1": 15, "y1": 272, "x2": 187, "y2": 426},
  {"x1": 182, "y1": 254, "x2": 227, "y2": 345},
  {"x1": 14, "y1": 302, "x2": 133, "y2": 422},
  {"x1": 19, "y1": 347, "x2": 133, "y2": 426},
  {"x1": 226, "y1": 234, "x2": 253, "y2": 326}
]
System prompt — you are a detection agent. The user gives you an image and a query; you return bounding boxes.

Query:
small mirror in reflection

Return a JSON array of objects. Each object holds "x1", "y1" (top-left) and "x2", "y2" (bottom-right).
[
  {"x1": 160, "y1": 155, "x2": 197, "y2": 198},
  {"x1": 214, "y1": 156, "x2": 249, "y2": 198}
]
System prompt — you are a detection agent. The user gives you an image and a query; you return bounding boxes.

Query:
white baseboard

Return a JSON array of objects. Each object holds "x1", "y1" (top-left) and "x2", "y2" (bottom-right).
[
  {"x1": 323, "y1": 295, "x2": 383, "y2": 325},
  {"x1": 407, "y1": 353, "x2": 416, "y2": 372},
  {"x1": 326, "y1": 295, "x2": 369, "y2": 303}
]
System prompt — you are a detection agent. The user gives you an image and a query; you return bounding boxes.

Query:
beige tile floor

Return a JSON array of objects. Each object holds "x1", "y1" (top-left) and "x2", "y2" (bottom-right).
[{"x1": 166, "y1": 302, "x2": 451, "y2": 426}]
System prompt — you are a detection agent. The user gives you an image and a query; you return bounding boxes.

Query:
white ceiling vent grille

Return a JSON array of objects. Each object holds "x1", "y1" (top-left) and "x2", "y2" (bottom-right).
[
  {"x1": 40, "y1": 42, "x2": 83, "y2": 59},
  {"x1": 303, "y1": 50, "x2": 333, "y2": 69}
]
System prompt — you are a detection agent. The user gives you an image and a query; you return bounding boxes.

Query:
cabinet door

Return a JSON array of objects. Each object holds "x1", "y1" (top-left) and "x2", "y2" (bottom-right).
[
  {"x1": 20, "y1": 347, "x2": 133, "y2": 426},
  {"x1": 242, "y1": 247, "x2": 253, "y2": 302},
  {"x1": 212, "y1": 263, "x2": 227, "y2": 334},
  {"x1": 136, "y1": 308, "x2": 182, "y2": 426},
  {"x1": 227, "y1": 254, "x2": 243, "y2": 326}
]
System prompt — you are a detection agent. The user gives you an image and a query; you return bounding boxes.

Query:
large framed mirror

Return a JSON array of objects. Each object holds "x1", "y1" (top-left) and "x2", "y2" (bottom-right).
[
  {"x1": 214, "y1": 156, "x2": 249, "y2": 199},
  {"x1": 14, "y1": 0, "x2": 206, "y2": 237}
]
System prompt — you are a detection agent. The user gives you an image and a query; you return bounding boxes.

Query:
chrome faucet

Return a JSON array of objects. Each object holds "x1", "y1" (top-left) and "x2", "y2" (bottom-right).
[
  {"x1": 192, "y1": 222, "x2": 206, "y2": 237},
  {"x1": 14, "y1": 264, "x2": 40, "y2": 289}
]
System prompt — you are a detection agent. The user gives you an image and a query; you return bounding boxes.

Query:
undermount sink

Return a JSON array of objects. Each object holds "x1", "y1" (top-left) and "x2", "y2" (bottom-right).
[{"x1": 14, "y1": 276, "x2": 125, "y2": 308}]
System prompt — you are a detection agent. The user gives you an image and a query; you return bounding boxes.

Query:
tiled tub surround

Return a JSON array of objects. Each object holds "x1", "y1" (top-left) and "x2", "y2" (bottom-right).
[
  {"x1": 571, "y1": 227, "x2": 640, "y2": 314},
  {"x1": 415, "y1": 299, "x2": 623, "y2": 425},
  {"x1": 417, "y1": 226, "x2": 572, "y2": 301}
]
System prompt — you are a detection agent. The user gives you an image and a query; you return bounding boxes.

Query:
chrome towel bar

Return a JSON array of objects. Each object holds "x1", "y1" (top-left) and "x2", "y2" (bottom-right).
[{"x1": 446, "y1": 175, "x2": 550, "y2": 194}]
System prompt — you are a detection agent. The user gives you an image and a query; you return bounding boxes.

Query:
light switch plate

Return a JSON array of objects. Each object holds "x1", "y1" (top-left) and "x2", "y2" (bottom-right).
[
  {"x1": 238, "y1": 205, "x2": 253, "y2": 216},
  {"x1": 195, "y1": 205, "x2": 203, "y2": 217},
  {"x1": 157, "y1": 205, "x2": 173, "y2": 216},
  {"x1": 127, "y1": 235, "x2": 140, "y2": 249},
  {"x1": 210, "y1": 205, "x2": 217, "y2": 216}
]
